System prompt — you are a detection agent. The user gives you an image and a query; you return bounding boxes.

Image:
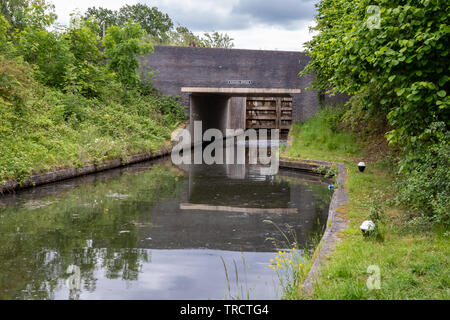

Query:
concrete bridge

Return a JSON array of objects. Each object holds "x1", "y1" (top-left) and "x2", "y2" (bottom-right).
[{"x1": 141, "y1": 46, "x2": 346, "y2": 137}]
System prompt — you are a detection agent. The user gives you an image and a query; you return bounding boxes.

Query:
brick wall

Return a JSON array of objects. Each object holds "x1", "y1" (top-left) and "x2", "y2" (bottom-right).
[{"x1": 140, "y1": 45, "x2": 345, "y2": 122}]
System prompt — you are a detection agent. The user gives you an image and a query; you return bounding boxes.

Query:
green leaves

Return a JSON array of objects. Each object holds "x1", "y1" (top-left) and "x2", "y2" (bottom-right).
[
  {"x1": 85, "y1": 4, "x2": 173, "y2": 42},
  {"x1": 17, "y1": 28, "x2": 73, "y2": 88},
  {"x1": 303, "y1": 0, "x2": 450, "y2": 224},
  {"x1": 437, "y1": 90, "x2": 446, "y2": 98},
  {"x1": 438, "y1": 75, "x2": 448, "y2": 87},
  {"x1": 303, "y1": 0, "x2": 449, "y2": 143},
  {"x1": 0, "y1": 0, "x2": 56, "y2": 32},
  {"x1": 83, "y1": 4, "x2": 234, "y2": 48},
  {"x1": 103, "y1": 22, "x2": 152, "y2": 88},
  {"x1": 201, "y1": 32, "x2": 234, "y2": 49},
  {"x1": 396, "y1": 88, "x2": 405, "y2": 96}
]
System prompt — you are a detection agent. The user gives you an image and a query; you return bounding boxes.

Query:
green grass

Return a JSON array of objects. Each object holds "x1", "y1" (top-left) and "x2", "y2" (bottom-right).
[
  {"x1": 0, "y1": 55, "x2": 185, "y2": 184},
  {"x1": 288, "y1": 107, "x2": 362, "y2": 161},
  {"x1": 284, "y1": 107, "x2": 450, "y2": 300}
]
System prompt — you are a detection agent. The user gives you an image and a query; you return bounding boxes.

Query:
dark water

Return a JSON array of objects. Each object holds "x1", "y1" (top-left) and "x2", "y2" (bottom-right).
[{"x1": 0, "y1": 155, "x2": 332, "y2": 300}]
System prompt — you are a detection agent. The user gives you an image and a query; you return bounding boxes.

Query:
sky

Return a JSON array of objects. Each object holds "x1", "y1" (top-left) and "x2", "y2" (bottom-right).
[{"x1": 50, "y1": 0, "x2": 318, "y2": 51}]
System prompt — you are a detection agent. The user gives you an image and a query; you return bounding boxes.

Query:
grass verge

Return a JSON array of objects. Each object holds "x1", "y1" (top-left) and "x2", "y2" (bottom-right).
[{"x1": 284, "y1": 108, "x2": 449, "y2": 300}]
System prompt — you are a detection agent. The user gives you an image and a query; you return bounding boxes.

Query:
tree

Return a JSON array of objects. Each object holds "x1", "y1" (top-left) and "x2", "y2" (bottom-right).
[
  {"x1": 0, "y1": 11, "x2": 9, "y2": 47},
  {"x1": 302, "y1": 0, "x2": 449, "y2": 148},
  {"x1": 1, "y1": 0, "x2": 29, "y2": 31},
  {"x1": 18, "y1": 28, "x2": 73, "y2": 88},
  {"x1": 84, "y1": 6, "x2": 119, "y2": 37},
  {"x1": 166, "y1": 25, "x2": 203, "y2": 47},
  {"x1": 83, "y1": 4, "x2": 234, "y2": 48},
  {"x1": 202, "y1": 32, "x2": 234, "y2": 49},
  {"x1": 117, "y1": 4, "x2": 173, "y2": 43},
  {"x1": 164, "y1": 27, "x2": 235, "y2": 48},
  {"x1": 85, "y1": 4, "x2": 173, "y2": 42},
  {"x1": 302, "y1": 0, "x2": 450, "y2": 224},
  {"x1": 0, "y1": 0, "x2": 56, "y2": 32},
  {"x1": 64, "y1": 13, "x2": 102, "y2": 64},
  {"x1": 62, "y1": 14, "x2": 113, "y2": 98},
  {"x1": 103, "y1": 22, "x2": 152, "y2": 88}
]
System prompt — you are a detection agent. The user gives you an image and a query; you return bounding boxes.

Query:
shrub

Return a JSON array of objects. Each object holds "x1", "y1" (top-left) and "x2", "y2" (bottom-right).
[
  {"x1": 17, "y1": 28, "x2": 73, "y2": 88},
  {"x1": 0, "y1": 12, "x2": 9, "y2": 49},
  {"x1": 395, "y1": 129, "x2": 450, "y2": 228},
  {"x1": 0, "y1": 1, "x2": 186, "y2": 184},
  {"x1": 103, "y1": 22, "x2": 152, "y2": 88},
  {"x1": 0, "y1": 54, "x2": 35, "y2": 111},
  {"x1": 64, "y1": 16, "x2": 102, "y2": 64},
  {"x1": 63, "y1": 61, "x2": 115, "y2": 99},
  {"x1": 302, "y1": 0, "x2": 449, "y2": 226}
]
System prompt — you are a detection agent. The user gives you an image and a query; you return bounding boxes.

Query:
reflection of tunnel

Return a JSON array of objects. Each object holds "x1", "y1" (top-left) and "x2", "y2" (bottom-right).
[
  {"x1": 138, "y1": 163, "x2": 331, "y2": 252},
  {"x1": 187, "y1": 163, "x2": 292, "y2": 208}
]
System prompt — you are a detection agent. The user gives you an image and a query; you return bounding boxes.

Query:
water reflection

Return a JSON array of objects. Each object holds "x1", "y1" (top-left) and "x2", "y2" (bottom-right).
[{"x1": 0, "y1": 155, "x2": 331, "y2": 300}]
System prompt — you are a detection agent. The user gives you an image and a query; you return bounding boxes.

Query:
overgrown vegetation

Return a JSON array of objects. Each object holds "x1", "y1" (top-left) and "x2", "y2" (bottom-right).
[
  {"x1": 0, "y1": 0, "x2": 185, "y2": 184},
  {"x1": 284, "y1": 107, "x2": 449, "y2": 300},
  {"x1": 302, "y1": 0, "x2": 449, "y2": 228},
  {"x1": 264, "y1": 220, "x2": 320, "y2": 299}
]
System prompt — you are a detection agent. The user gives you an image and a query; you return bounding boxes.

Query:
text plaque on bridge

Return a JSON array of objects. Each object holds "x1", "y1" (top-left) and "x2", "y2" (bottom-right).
[{"x1": 227, "y1": 80, "x2": 253, "y2": 85}]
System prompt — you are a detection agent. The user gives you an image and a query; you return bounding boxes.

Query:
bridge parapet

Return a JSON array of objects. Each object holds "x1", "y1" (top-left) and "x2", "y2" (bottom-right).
[{"x1": 140, "y1": 46, "x2": 346, "y2": 133}]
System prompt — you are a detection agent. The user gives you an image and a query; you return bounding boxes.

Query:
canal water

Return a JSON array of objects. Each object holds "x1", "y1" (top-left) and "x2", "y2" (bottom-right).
[{"x1": 0, "y1": 153, "x2": 332, "y2": 300}]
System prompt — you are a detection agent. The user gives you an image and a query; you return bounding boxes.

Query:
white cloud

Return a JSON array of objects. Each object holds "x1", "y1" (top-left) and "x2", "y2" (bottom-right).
[
  {"x1": 195, "y1": 21, "x2": 316, "y2": 51},
  {"x1": 49, "y1": 0, "x2": 317, "y2": 51},
  {"x1": 146, "y1": 0, "x2": 245, "y2": 30}
]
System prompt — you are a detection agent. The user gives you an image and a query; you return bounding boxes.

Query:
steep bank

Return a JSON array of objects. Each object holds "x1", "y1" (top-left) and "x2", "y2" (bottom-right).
[{"x1": 0, "y1": 55, "x2": 185, "y2": 187}]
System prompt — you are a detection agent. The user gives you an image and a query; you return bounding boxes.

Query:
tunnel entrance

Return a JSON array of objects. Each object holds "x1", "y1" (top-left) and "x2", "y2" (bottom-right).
[
  {"x1": 190, "y1": 94, "x2": 230, "y2": 135},
  {"x1": 184, "y1": 87, "x2": 300, "y2": 142}
]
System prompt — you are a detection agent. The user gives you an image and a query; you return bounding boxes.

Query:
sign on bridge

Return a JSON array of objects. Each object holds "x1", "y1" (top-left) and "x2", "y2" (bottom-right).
[{"x1": 227, "y1": 80, "x2": 253, "y2": 85}]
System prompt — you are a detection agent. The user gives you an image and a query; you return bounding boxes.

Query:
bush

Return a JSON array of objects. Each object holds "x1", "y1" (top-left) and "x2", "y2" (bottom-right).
[
  {"x1": 17, "y1": 28, "x2": 73, "y2": 88},
  {"x1": 395, "y1": 129, "x2": 450, "y2": 228},
  {"x1": 63, "y1": 61, "x2": 115, "y2": 98},
  {"x1": 0, "y1": 11, "x2": 9, "y2": 50},
  {"x1": 0, "y1": 55, "x2": 35, "y2": 111},
  {"x1": 63, "y1": 16, "x2": 102, "y2": 64},
  {"x1": 103, "y1": 22, "x2": 152, "y2": 88}
]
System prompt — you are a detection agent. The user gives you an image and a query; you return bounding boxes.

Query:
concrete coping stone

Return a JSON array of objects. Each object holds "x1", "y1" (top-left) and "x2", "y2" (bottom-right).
[
  {"x1": 279, "y1": 157, "x2": 349, "y2": 296},
  {"x1": 0, "y1": 145, "x2": 172, "y2": 194},
  {"x1": 181, "y1": 87, "x2": 301, "y2": 94}
]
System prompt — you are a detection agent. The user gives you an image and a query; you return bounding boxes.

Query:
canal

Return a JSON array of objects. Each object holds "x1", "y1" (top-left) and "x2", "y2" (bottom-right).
[{"x1": 0, "y1": 151, "x2": 332, "y2": 299}]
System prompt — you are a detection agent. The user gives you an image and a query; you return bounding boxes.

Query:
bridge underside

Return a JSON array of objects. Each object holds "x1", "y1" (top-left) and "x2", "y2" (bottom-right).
[{"x1": 185, "y1": 87, "x2": 300, "y2": 142}]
